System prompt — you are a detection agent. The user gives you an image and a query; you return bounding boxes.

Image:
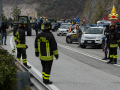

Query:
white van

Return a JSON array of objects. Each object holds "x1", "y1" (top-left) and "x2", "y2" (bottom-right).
[{"x1": 81, "y1": 27, "x2": 105, "y2": 48}]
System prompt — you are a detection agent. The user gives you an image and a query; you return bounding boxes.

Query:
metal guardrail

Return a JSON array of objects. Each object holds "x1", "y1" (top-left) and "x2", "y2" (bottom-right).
[{"x1": 15, "y1": 60, "x2": 51, "y2": 90}]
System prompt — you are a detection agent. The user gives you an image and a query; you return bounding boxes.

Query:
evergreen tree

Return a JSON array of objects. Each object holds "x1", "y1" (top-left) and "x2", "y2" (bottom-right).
[
  {"x1": 11, "y1": 5, "x2": 21, "y2": 21},
  {"x1": 2, "y1": 7, "x2": 7, "y2": 21}
]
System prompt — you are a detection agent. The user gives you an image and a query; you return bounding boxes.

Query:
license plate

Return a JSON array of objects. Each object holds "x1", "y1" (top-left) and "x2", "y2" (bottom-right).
[{"x1": 87, "y1": 41, "x2": 92, "y2": 43}]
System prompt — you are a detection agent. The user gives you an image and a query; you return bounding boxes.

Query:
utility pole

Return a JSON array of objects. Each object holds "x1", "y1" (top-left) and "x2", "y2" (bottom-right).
[{"x1": 0, "y1": 0, "x2": 2, "y2": 27}]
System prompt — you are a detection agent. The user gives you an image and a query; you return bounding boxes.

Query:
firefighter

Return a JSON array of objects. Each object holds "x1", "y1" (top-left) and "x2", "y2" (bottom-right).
[
  {"x1": 102, "y1": 25, "x2": 110, "y2": 60},
  {"x1": 107, "y1": 23, "x2": 119, "y2": 64},
  {"x1": 34, "y1": 21, "x2": 59, "y2": 84},
  {"x1": 14, "y1": 20, "x2": 31, "y2": 68}
]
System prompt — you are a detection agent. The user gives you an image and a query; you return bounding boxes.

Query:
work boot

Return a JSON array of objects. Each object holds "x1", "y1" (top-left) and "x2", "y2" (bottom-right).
[
  {"x1": 107, "y1": 58, "x2": 113, "y2": 64},
  {"x1": 23, "y1": 63, "x2": 31, "y2": 69},
  {"x1": 102, "y1": 57, "x2": 107, "y2": 60},
  {"x1": 111, "y1": 62, "x2": 117, "y2": 64},
  {"x1": 43, "y1": 80, "x2": 53, "y2": 85}
]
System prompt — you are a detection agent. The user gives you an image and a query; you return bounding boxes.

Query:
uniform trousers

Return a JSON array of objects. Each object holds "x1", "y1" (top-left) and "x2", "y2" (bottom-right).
[
  {"x1": 17, "y1": 48, "x2": 27, "y2": 63},
  {"x1": 41, "y1": 60, "x2": 53, "y2": 81}
]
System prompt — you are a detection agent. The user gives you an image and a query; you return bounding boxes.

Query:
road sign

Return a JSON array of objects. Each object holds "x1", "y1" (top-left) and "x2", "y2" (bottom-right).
[
  {"x1": 82, "y1": 17, "x2": 87, "y2": 22},
  {"x1": 76, "y1": 17, "x2": 80, "y2": 23},
  {"x1": 101, "y1": 17, "x2": 106, "y2": 21}
]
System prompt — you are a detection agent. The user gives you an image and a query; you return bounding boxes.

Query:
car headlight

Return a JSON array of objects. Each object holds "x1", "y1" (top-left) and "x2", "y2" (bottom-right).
[{"x1": 66, "y1": 30, "x2": 69, "y2": 32}]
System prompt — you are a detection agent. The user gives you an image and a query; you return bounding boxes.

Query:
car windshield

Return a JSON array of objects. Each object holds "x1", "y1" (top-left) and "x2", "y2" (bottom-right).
[
  {"x1": 19, "y1": 17, "x2": 27, "y2": 23},
  {"x1": 71, "y1": 29, "x2": 76, "y2": 33},
  {"x1": 85, "y1": 28, "x2": 103, "y2": 34},
  {"x1": 80, "y1": 27, "x2": 89, "y2": 32},
  {"x1": 60, "y1": 26, "x2": 69, "y2": 29}
]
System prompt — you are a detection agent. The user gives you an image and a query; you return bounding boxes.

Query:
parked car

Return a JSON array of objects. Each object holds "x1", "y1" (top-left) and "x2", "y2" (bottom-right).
[
  {"x1": 51, "y1": 22, "x2": 58, "y2": 31},
  {"x1": 61, "y1": 23, "x2": 72, "y2": 26},
  {"x1": 57, "y1": 25, "x2": 70, "y2": 36},
  {"x1": 80, "y1": 27, "x2": 105, "y2": 48},
  {"x1": 80, "y1": 26, "x2": 90, "y2": 34},
  {"x1": 66, "y1": 28, "x2": 78, "y2": 43}
]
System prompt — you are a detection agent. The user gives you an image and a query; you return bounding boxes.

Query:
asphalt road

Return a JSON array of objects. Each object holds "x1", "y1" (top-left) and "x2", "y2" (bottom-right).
[{"x1": 2, "y1": 31, "x2": 120, "y2": 90}]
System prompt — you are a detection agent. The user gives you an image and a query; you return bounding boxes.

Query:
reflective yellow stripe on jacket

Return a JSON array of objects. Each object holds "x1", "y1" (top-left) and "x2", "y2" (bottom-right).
[
  {"x1": 40, "y1": 55, "x2": 53, "y2": 61},
  {"x1": 53, "y1": 50, "x2": 58, "y2": 55},
  {"x1": 41, "y1": 24, "x2": 43, "y2": 30},
  {"x1": 14, "y1": 37, "x2": 17, "y2": 41},
  {"x1": 16, "y1": 44, "x2": 26, "y2": 48},
  {"x1": 110, "y1": 44, "x2": 118, "y2": 48},
  {"x1": 37, "y1": 39, "x2": 53, "y2": 61},
  {"x1": 35, "y1": 48, "x2": 39, "y2": 52},
  {"x1": 117, "y1": 40, "x2": 119, "y2": 43}
]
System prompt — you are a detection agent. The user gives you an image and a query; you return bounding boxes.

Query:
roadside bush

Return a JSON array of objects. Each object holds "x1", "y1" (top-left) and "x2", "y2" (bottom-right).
[{"x1": 0, "y1": 48, "x2": 17, "y2": 90}]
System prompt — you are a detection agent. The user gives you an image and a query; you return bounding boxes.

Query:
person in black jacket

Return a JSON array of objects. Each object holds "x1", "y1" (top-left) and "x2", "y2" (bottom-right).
[
  {"x1": 14, "y1": 20, "x2": 31, "y2": 69},
  {"x1": 0, "y1": 22, "x2": 8, "y2": 45},
  {"x1": 76, "y1": 25, "x2": 82, "y2": 47},
  {"x1": 34, "y1": 22, "x2": 38, "y2": 36},
  {"x1": 102, "y1": 25, "x2": 110, "y2": 60},
  {"x1": 34, "y1": 21, "x2": 59, "y2": 84},
  {"x1": 107, "y1": 23, "x2": 120, "y2": 64}
]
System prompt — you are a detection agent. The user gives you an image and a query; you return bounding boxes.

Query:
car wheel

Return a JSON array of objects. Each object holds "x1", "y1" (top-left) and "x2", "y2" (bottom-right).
[{"x1": 66, "y1": 37, "x2": 72, "y2": 44}]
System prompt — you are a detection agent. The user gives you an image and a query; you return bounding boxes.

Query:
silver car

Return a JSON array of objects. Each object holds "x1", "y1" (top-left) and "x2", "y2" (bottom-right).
[{"x1": 57, "y1": 25, "x2": 70, "y2": 36}]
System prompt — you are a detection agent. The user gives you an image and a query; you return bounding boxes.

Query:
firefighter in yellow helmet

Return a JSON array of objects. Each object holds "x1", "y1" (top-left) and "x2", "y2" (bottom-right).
[
  {"x1": 14, "y1": 20, "x2": 31, "y2": 69},
  {"x1": 34, "y1": 21, "x2": 59, "y2": 84},
  {"x1": 107, "y1": 23, "x2": 119, "y2": 64}
]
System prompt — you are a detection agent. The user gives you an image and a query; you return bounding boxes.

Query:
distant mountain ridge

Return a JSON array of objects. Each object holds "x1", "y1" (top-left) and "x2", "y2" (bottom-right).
[
  {"x1": 2, "y1": 0, "x2": 88, "y2": 19},
  {"x1": 2, "y1": 0, "x2": 120, "y2": 24}
]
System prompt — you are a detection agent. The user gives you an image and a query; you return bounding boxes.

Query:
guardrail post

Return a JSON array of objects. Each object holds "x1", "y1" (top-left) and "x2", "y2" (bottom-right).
[{"x1": 17, "y1": 72, "x2": 30, "y2": 90}]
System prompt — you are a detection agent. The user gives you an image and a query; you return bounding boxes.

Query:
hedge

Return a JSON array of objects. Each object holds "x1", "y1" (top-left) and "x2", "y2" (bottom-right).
[{"x1": 0, "y1": 48, "x2": 17, "y2": 90}]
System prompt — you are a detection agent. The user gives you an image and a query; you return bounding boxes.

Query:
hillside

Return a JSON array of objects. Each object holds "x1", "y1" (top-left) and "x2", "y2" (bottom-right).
[
  {"x1": 2, "y1": 0, "x2": 120, "y2": 24},
  {"x1": 2, "y1": 0, "x2": 88, "y2": 19},
  {"x1": 82, "y1": 0, "x2": 120, "y2": 24}
]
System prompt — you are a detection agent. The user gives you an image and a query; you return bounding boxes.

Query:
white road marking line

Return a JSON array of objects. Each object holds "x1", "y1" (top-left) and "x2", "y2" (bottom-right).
[
  {"x1": 10, "y1": 36, "x2": 14, "y2": 49},
  {"x1": 10, "y1": 36, "x2": 59, "y2": 90},
  {"x1": 57, "y1": 43, "x2": 108, "y2": 63}
]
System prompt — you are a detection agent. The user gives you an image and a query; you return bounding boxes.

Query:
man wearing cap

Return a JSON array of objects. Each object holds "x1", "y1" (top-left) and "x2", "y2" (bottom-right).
[
  {"x1": 14, "y1": 20, "x2": 31, "y2": 68},
  {"x1": 107, "y1": 23, "x2": 119, "y2": 64},
  {"x1": 34, "y1": 21, "x2": 59, "y2": 84}
]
